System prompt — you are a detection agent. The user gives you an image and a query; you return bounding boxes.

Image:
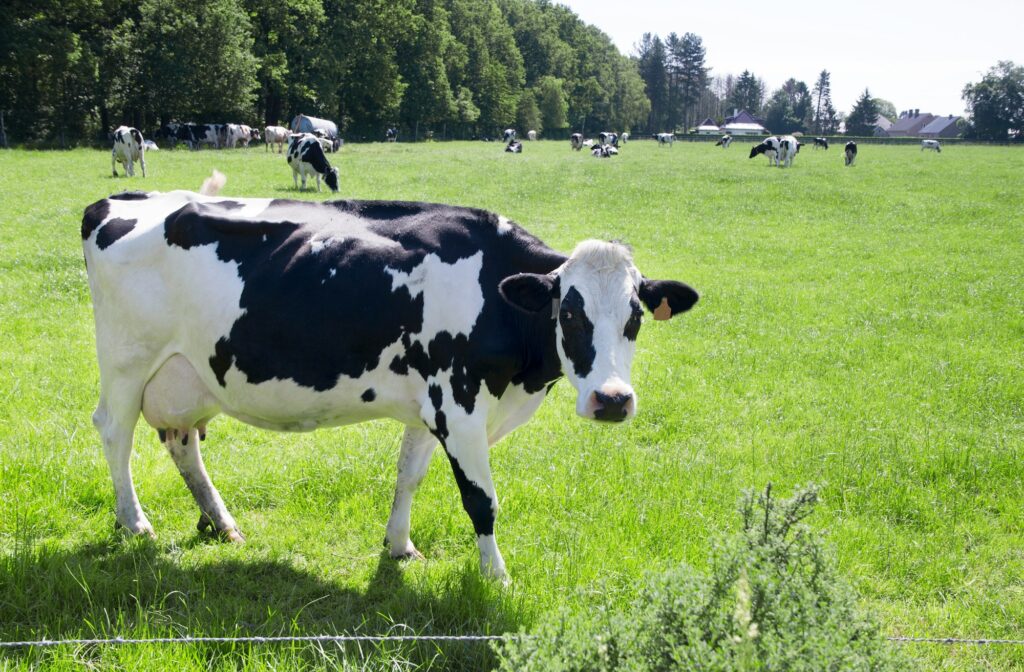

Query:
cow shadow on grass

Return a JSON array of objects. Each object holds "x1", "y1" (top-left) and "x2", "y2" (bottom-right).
[{"x1": 0, "y1": 535, "x2": 521, "y2": 670}]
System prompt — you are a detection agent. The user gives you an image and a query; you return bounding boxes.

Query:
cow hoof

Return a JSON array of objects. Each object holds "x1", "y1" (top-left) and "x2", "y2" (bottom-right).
[
  {"x1": 222, "y1": 527, "x2": 246, "y2": 543},
  {"x1": 388, "y1": 541, "x2": 424, "y2": 561},
  {"x1": 115, "y1": 519, "x2": 156, "y2": 539}
]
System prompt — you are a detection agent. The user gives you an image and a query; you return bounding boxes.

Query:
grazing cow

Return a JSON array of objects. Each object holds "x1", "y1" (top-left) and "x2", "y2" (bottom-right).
[
  {"x1": 778, "y1": 135, "x2": 799, "y2": 167},
  {"x1": 81, "y1": 175, "x2": 699, "y2": 579},
  {"x1": 527, "y1": 130, "x2": 537, "y2": 141},
  {"x1": 503, "y1": 128, "x2": 516, "y2": 142},
  {"x1": 844, "y1": 141, "x2": 857, "y2": 166},
  {"x1": 265, "y1": 125, "x2": 290, "y2": 154},
  {"x1": 111, "y1": 126, "x2": 146, "y2": 178},
  {"x1": 598, "y1": 132, "x2": 619, "y2": 147},
  {"x1": 656, "y1": 132, "x2": 675, "y2": 146},
  {"x1": 505, "y1": 140, "x2": 522, "y2": 153},
  {"x1": 385, "y1": 128, "x2": 398, "y2": 142},
  {"x1": 813, "y1": 137, "x2": 829, "y2": 150},
  {"x1": 570, "y1": 133, "x2": 584, "y2": 151},
  {"x1": 749, "y1": 136, "x2": 781, "y2": 166},
  {"x1": 286, "y1": 134, "x2": 340, "y2": 192},
  {"x1": 621, "y1": 132, "x2": 629, "y2": 144},
  {"x1": 237, "y1": 125, "x2": 260, "y2": 147},
  {"x1": 921, "y1": 139, "x2": 941, "y2": 153},
  {"x1": 193, "y1": 124, "x2": 222, "y2": 149},
  {"x1": 223, "y1": 124, "x2": 249, "y2": 149},
  {"x1": 714, "y1": 134, "x2": 733, "y2": 149}
]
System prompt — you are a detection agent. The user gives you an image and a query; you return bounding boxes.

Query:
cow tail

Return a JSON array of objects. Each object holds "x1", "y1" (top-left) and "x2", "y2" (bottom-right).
[{"x1": 200, "y1": 170, "x2": 227, "y2": 196}]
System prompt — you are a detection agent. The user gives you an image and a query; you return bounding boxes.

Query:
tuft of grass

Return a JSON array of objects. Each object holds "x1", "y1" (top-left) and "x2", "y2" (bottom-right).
[{"x1": 1, "y1": 140, "x2": 1023, "y2": 669}]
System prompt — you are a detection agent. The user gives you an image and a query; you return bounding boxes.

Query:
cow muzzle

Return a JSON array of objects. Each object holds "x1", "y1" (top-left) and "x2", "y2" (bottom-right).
[{"x1": 582, "y1": 385, "x2": 636, "y2": 423}]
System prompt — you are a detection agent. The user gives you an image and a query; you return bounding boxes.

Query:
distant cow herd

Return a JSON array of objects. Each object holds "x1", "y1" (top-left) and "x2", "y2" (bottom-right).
[{"x1": 110, "y1": 122, "x2": 947, "y2": 193}]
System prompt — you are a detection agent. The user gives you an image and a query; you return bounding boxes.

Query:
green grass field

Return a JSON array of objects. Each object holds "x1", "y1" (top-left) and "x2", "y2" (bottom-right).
[{"x1": 1, "y1": 139, "x2": 1023, "y2": 670}]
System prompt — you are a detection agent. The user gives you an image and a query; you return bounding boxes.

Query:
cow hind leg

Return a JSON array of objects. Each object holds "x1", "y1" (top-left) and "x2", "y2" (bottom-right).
[
  {"x1": 111, "y1": 151, "x2": 118, "y2": 177},
  {"x1": 93, "y1": 389, "x2": 153, "y2": 536},
  {"x1": 385, "y1": 427, "x2": 436, "y2": 560},
  {"x1": 162, "y1": 428, "x2": 242, "y2": 542},
  {"x1": 139, "y1": 152, "x2": 146, "y2": 178}
]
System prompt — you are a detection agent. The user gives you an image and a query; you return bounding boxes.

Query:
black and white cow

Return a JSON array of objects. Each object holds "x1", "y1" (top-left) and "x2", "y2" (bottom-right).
[
  {"x1": 111, "y1": 126, "x2": 146, "y2": 177},
  {"x1": 81, "y1": 176, "x2": 699, "y2": 580},
  {"x1": 237, "y1": 125, "x2": 260, "y2": 147},
  {"x1": 385, "y1": 128, "x2": 398, "y2": 142},
  {"x1": 813, "y1": 137, "x2": 829, "y2": 150},
  {"x1": 845, "y1": 141, "x2": 857, "y2": 166},
  {"x1": 749, "y1": 136, "x2": 781, "y2": 166},
  {"x1": 778, "y1": 135, "x2": 799, "y2": 167},
  {"x1": 265, "y1": 125, "x2": 290, "y2": 153},
  {"x1": 194, "y1": 124, "x2": 222, "y2": 149},
  {"x1": 714, "y1": 134, "x2": 733, "y2": 149},
  {"x1": 591, "y1": 144, "x2": 617, "y2": 158},
  {"x1": 656, "y1": 132, "x2": 675, "y2": 146},
  {"x1": 598, "y1": 132, "x2": 619, "y2": 147},
  {"x1": 286, "y1": 134, "x2": 340, "y2": 192},
  {"x1": 503, "y1": 128, "x2": 516, "y2": 143},
  {"x1": 921, "y1": 139, "x2": 941, "y2": 153},
  {"x1": 505, "y1": 140, "x2": 523, "y2": 153},
  {"x1": 570, "y1": 133, "x2": 584, "y2": 151}
]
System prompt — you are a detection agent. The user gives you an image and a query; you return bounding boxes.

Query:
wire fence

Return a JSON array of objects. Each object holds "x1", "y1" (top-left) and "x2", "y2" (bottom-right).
[{"x1": 3, "y1": 633, "x2": 1024, "y2": 650}]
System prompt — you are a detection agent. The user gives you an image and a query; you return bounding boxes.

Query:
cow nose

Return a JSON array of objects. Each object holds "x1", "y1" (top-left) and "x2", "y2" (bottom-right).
[{"x1": 592, "y1": 391, "x2": 633, "y2": 422}]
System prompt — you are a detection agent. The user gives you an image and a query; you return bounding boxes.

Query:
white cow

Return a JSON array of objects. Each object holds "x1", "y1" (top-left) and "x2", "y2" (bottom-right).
[
  {"x1": 778, "y1": 135, "x2": 799, "y2": 168},
  {"x1": 527, "y1": 130, "x2": 537, "y2": 141},
  {"x1": 570, "y1": 133, "x2": 584, "y2": 151},
  {"x1": 921, "y1": 139, "x2": 941, "y2": 153},
  {"x1": 656, "y1": 132, "x2": 674, "y2": 147},
  {"x1": 265, "y1": 125, "x2": 290, "y2": 153},
  {"x1": 621, "y1": 132, "x2": 629, "y2": 144},
  {"x1": 111, "y1": 126, "x2": 146, "y2": 177},
  {"x1": 81, "y1": 173, "x2": 699, "y2": 579}
]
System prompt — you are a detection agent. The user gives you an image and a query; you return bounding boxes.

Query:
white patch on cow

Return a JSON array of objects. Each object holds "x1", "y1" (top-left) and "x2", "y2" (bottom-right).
[
  {"x1": 385, "y1": 252, "x2": 484, "y2": 342},
  {"x1": 496, "y1": 216, "x2": 513, "y2": 236}
]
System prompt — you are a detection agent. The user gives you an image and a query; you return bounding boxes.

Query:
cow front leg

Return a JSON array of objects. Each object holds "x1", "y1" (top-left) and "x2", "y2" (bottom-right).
[
  {"x1": 385, "y1": 427, "x2": 436, "y2": 559},
  {"x1": 111, "y1": 151, "x2": 118, "y2": 177},
  {"x1": 442, "y1": 425, "x2": 506, "y2": 580},
  {"x1": 139, "y1": 153, "x2": 146, "y2": 177},
  {"x1": 162, "y1": 427, "x2": 243, "y2": 542}
]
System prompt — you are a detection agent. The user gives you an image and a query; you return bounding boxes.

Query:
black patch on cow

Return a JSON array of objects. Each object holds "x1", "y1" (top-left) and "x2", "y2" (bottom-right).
[
  {"x1": 749, "y1": 142, "x2": 768, "y2": 158},
  {"x1": 95, "y1": 218, "x2": 137, "y2": 250},
  {"x1": 624, "y1": 297, "x2": 643, "y2": 341},
  {"x1": 109, "y1": 191, "x2": 150, "y2": 201},
  {"x1": 215, "y1": 200, "x2": 245, "y2": 211},
  {"x1": 130, "y1": 128, "x2": 143, "y2": 147},
  {"x1": 162, "y1": 198, "x2": 567, "y2": 405},
  {"x1": 157, "y1": 429, "x2": 167, "y2": 442},
  {"x1": 361, "y1": 388, "x2": 376, "y2": 402},
  {"x1": 444, "y1": 449, "x2": 494, "y2": 536},
  {"x1": 559, "y1": 287, "x2": 596, "y2": 378},
  {"x1": 82, "y1": 200, "x2": 110, "y2": 240},
  {"x1": 428, "y1": 383, "x2": 443, "y2": 411}
]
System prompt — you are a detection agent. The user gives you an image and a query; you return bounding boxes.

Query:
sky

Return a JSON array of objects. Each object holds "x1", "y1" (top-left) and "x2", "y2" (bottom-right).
[{"x1": 556, "y1": 0, "x2": 1023, "y2": 118}]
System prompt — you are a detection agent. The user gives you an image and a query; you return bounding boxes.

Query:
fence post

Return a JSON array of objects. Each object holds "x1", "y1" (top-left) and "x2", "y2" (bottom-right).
[{"x1": 0, "y1": 110, "x2": 7, "y2": 148}]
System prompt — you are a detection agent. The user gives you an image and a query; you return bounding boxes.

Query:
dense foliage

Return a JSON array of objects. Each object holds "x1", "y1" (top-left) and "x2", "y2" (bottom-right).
[
  {"x1": 961, "y1": 60, "x2": 1024, "y2": 140},
  {"x1": 495, "y1": 485, "x2": 910, "y2": 671},
  {"x1": 845, "y1": 88, "x2": 881, "y2": 136},
  {"x1": 0, "y1": 0, "x2": 650, "y2": 143}
]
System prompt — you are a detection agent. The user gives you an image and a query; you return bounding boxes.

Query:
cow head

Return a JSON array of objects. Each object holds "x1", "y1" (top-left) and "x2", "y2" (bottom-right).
[
  {"x1": 749, "y1": 142, "x2": 769, "y2": 158},
  {"x1": 500, "y1": 241, "x2": 698, "y2": 422},
  {"x1": 324, "y1": 167, "x2": 340, "y2": 192}
]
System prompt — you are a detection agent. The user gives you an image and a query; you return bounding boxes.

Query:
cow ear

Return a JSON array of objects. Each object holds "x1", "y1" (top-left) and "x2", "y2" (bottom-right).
[
  {"x1": 499, "y1": 273, "x2": 558, "y2": 314},
  {"x1": 638, "y1": 279, "x2": 699, "y2": 320}
]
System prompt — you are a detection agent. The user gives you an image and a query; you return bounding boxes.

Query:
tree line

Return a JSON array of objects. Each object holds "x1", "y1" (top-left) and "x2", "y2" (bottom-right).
[
  {"x1": 0, "y1": 0, "x2": 650, "y2": 144},
  {"x1": 0, "y1": 0, "x2": 1019, "y2": 146}
]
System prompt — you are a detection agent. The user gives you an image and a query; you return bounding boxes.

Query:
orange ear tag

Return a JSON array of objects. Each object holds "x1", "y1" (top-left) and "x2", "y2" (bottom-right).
[{"x1": 653, "y1": 297, "x2": 672, "y2": 321}]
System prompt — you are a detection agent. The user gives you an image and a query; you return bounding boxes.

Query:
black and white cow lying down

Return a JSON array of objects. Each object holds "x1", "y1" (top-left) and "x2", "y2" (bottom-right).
[{"x1": 81, "y1": 176, "x2": 699, "y2": 580}]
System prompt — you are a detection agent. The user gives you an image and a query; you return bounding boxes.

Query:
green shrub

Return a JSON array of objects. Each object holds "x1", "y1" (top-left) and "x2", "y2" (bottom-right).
[{"x1": 495, "y1": 485, "x2": 911, "y2": 671}]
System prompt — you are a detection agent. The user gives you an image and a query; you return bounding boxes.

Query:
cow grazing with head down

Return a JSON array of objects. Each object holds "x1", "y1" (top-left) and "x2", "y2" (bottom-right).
[
  {"x1": 111, "y1": 126, "x2": 147, "y2": 177},
  {"x1": 570, "y1": 133, "x2": 584, "y2": 151},
  {"x1": 656, "y1": 132, "x2": 675, "y2": 147},
  {"x1": 749, "y1": 136, "x2": 781, "y2": 166},
  {"x1": 286, "y1": 133, "x2": 340, "y2": 192},
  {"x1": 81, "y1": 174, "x2": 699, "y2": 580},
  {"x1": 813, "y1": 137, "x2": 829, "y2": 150},
  {"x1": 714, "y1": 134, "x2": 733, "y2": 149},
  {"x1": 921, "y1": 139, "x2": 941, "y2": 153},
  {"x1": 845, "y1": 141, "x2": 857, "y2": 166},
  {"x1": 778, "y1": 135, "x2": 799, "y2": 167}
]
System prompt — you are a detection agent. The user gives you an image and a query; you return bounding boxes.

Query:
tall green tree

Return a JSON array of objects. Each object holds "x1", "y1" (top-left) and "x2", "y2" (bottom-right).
[
  {"x1": 670, "y1": 32, "x2": 707, "y2": 132},
  {"x1": 812, "y1": 69, "x2": 838, "y2": 134},
  {"x1": 636, "y1": 33, "x2": 669, "y2": 131},
  {"x1": 845, "y1": 88, "x2": 881, "y2": 136},
  {"x1": 962, "y1": 61, "x2": 1024, "y2": 140},
  {"x1": 728, "y1": 70, "x2": 764, "y2": 116}
]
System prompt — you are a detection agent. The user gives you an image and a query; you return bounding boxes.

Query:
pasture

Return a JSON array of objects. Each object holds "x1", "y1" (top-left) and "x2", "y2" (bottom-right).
[{"x1": 1, "y1": 139, "x2": 1022, "y2": 670}]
